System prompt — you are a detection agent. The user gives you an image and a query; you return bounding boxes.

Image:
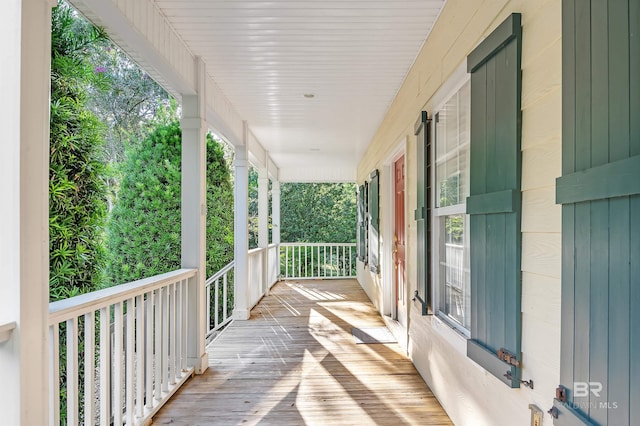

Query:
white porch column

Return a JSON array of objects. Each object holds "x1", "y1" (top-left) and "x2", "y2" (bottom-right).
[
  {"x1": 181, "y1": 58, "x2": 208, "y2": 374},
  {"x1": 258, "y1": 166, "x2": 269, "y2": 294},
  {"x1": 0, "y1": 0, "x2": 53, "y2": 424},
  {"x1": 272, "y1": 180, "x2": 281, "y2": 245},
  {"x1": 233, "y1": 135, "x2": 250, "y2": 320}
]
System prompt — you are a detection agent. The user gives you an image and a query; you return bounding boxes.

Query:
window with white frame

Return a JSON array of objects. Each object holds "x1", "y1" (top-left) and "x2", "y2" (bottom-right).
[{"x1": 433, "y1": 79, "x2": 471, "y2": 332}]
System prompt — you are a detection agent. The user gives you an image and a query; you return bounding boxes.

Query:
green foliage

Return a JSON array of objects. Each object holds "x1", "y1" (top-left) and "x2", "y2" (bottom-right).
[
  {"x1": 50, "y1": 2, "x2": 108, "y2": 301},
  {"x1": 248, "y1": 167, "x2": 259, "y2": 249},
  {"x1": 280, "y1": 183, "x2": 357, "y2": 243},
  {"x1": 87, "y1": 45, "x2": 171, "y2": 166},
  {"x1": 105, "y1": 121, "x2": 234, "y2": 286}
]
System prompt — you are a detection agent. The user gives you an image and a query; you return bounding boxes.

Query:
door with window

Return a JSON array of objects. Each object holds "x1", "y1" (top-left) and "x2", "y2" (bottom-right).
[{"x1": 394, "y1": 156, "x2": 406, "y2": 325}]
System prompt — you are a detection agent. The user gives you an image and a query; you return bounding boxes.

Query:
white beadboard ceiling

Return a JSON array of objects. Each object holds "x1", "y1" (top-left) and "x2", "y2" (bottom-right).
[{"x1": 154, "y1": 0, "x2": 445, "y2": 181}]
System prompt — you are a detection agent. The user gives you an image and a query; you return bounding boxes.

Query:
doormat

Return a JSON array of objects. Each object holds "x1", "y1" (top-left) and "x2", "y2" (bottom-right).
[{"x1": 352, "y1": 327, "x2": 397, "y2": 344}]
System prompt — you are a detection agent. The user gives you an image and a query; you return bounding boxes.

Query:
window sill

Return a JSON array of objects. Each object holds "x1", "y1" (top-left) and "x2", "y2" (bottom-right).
[{"x1": 430, "y1": 314, "x2": 468, "y2": 356}]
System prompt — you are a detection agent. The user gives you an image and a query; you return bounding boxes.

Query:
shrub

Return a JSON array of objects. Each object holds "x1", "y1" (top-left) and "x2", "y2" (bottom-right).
[
  {"x1": 49, "y1": 1, "x2": 108, "y2": 300},
  {"x1": 105, "y1": 121, "x2": 234, "y2": 286}
]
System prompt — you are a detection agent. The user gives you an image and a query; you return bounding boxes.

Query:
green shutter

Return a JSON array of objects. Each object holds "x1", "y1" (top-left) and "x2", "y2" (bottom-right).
[
  {"x1": 369, "y1": 170, "x2": 380, "y2": 273},
  {"x1": 357, "y1": 185, "x2": 366, "y2": 261},
  {"x1": 553, "y1": 1, "x2": 640, "y2": 424},
  {"x1": 466, "y1": 13, "x2": 523, "y2": 388},
  {"x1": 414, "y1": 111, "x2": 432, "y2": 315}
]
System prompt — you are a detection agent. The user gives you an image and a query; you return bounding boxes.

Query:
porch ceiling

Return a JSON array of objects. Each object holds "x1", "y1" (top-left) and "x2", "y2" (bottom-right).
[{"x1": 154, "y1": 0, "x2": 445, "y2": 181}]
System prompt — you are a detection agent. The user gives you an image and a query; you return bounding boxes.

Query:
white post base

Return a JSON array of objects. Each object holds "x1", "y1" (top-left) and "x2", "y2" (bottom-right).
[
  {"x1": 233, "y1": 309, "x2": 250, "y2": 321},
  {"x1": 188, "y1": 353, "x2": 209, "y2": 375}
]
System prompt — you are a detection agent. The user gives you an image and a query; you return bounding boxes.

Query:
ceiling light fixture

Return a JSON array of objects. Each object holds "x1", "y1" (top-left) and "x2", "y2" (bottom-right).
[{"x1": 303, "y1": 93, "x2": 315, "y2": 98}]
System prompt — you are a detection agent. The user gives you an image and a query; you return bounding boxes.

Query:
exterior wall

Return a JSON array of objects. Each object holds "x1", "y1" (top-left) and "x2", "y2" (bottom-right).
[{"x1": 356, "y1": 0, "x2": 562, "y2": 424}]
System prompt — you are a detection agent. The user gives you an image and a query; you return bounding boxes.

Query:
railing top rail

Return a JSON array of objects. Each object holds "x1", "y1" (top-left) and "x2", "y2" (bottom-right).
[
  {"x1": 0, "y1": 321, "x2": 16, "y2": 343},
  {"x1": 205, "y1": 260, "x2": 235, "y2": 286},
  {"x1": 49, "y1": 268, "x2": 197, "y2": 325},
  {"x1": 280, "y1": 242, "x2": 357, "y2": 247},
  {"x1": 248, "y1": 247, "x2": 265, "y2": 255}
]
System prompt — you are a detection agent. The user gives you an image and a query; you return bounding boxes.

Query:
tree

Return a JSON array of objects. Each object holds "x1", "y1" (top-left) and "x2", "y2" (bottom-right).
[
  {"x1": 49, "y1": 1, "x2": 109, "y2": 300},
  {"x1": 280, "y1": 183, "x2": 357, "y2": 243},
  {"x1": 105, "y1": 120, "x2": 234, "y2": 286}
]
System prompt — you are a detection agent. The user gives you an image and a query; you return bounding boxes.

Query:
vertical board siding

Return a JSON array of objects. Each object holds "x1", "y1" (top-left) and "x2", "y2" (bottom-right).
[
  {"x1": 469, "y1": 65, "x2": 487, "y2": 343},
  {"x1": 631, "y1": 2, "x2": 640, "y2": 422},
  {"x1": 560, "y1": 0, "x2": 576, "y2": 398},
  {"x1": 557, "y1": 0, "x2": 639, "y2": 423},
  {"x1": 631, "y1": 196, "x2": 640, "y2": 424},
  {"x1": 466, "y1": 13, "x2": 522, "y2": 388}
]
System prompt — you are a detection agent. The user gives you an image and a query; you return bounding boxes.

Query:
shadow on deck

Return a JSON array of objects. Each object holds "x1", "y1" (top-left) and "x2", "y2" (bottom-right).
[{"x1": 153, "y1": 279, "x2": 452, "y2": 425}]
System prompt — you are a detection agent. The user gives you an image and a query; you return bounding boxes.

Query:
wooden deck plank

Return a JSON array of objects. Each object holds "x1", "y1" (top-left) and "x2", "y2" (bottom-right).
[{"x1": 153, "y1": 279, "x2": 452, "y2": 425}]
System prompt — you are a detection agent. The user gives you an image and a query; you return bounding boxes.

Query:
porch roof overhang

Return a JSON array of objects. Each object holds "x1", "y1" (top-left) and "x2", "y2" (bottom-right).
[{"x1": 69, "y1": 0, "x2": 445, "y2": 182}]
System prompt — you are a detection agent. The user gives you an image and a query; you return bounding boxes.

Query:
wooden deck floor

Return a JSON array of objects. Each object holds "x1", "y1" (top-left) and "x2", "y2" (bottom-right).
[{"x1": 153, "y1": 279, "x2": 452, "y2": 425}]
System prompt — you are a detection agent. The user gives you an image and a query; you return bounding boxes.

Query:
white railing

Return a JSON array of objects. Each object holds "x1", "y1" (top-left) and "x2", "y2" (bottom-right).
[
  {"x1": 48, "y1": 269, "x2": 196, "y2": 426},
  {"x1": 444, "y1": 243, "x2": 465, "y2": 290},
  {"x1": 268, "y1": 243, "x2": 279, "y2": 288},
  {"x1": 280, "y1": 243, "x2": 357, "y2": 280},
  {"x1": 205, "y1": 261, "x2": 234, "y2": 338},
  {"x1": 247, "y1": 247, "x2": 265, "y2": 308},
  {"x1": 0, "y1": 321, "x2": 16, "y2": 343}
]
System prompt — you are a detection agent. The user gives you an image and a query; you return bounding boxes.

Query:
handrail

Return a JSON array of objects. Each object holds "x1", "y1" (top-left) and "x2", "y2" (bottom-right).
[
  {"x1": 0, "y1": 321, "x2": 16, "y2": 343},
  {"x1": 280, "y1": 242, "x2": 357, "y2": 280},
  {"x1": 281, "y1": 242, "x2": 356, "y2": 247},
  {"x1": 205, "y1": 261, "x2": 235, "y2": 337},
  {"x1": 48, "y1": 268, "x2": 196, "y2": 425},
  {"x1": 206, "y1": 260, "x2": 235, "y2": 286},
  {"x1": 248, "y1": 246, "x2": 265, "y2": 255},
  {"x1": 49, "y1": 268, "x2": 196, "y2": 325}
]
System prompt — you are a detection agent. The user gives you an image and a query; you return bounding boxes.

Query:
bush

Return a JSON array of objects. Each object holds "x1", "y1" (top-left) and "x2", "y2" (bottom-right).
[
  {"x1": 105, "y1": 121, "x2": 234, "y2": 286},
  {"x1": 280, "y1": 183, "x2": 357, "y2": 243},
  {"x1": 49, "y1": 2, "x2": 108, "y2": 300}
]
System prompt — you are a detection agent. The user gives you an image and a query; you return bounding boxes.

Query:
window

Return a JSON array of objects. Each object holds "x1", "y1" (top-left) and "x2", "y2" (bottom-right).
[{"x1": 433, "y1": 79, "x2": 471, "y2": 332}]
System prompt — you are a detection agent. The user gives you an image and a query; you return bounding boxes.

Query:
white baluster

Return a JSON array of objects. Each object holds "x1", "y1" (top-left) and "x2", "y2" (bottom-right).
[
  {"x1": 99, "y1": 307, "x2": 111, "y2": 426},
  {"x1": 49, "y1": 324, "x2": 60, "y2": 426},
  {"x1": 169, "y1": 283, "x2": 176, "y2": 385},
  {"x1": 162, "y1": 286, "x2": 169, "y2": 392},
  {"x1": 154, "y1": 288, "x2": 162, "y2": 401},
  {"x1": 176, "y1": 281, "x2": 183, "y2": 373},
  {"x1": 66, "y1": 318, "x2": 78, "y2": 425},
  {"x1": 146, "y1": 291, "x2": 154, "y2": 409},
  {"x1": 215, "y1": 278, "x2": 220, "y2": 329},
  {"x1": 223, "y1": 274, "x2": 228, "y2": 323},
  {"x1": 84, "y1": 312, "x2": 95, "y2": 425},
  {"x1": 126, "y1": 298, "x2": 135, "y2": 425},
  {"x1": 113, "y1": 302, "x2": 123, "y2": 425},
  {"x1": 135, "y1": 294, "x2": 145, "y2": 419},
  {"x1": 206, "y1": 280, "x2": 211, "y2": 336}
]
